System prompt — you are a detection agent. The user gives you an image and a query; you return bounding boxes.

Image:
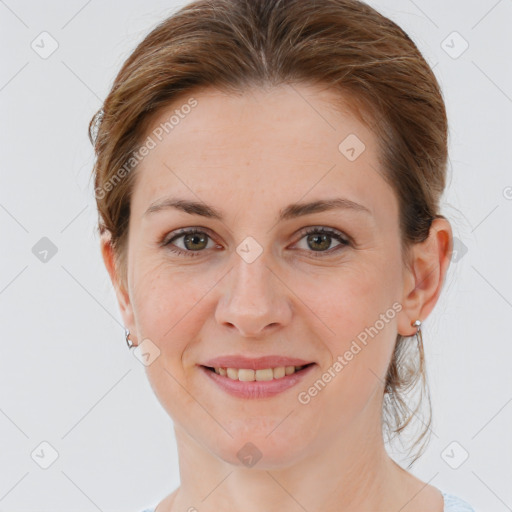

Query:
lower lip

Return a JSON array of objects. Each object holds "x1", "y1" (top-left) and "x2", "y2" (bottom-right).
[{"x1": 199, "y1": 364, "x2": 316, "y2": 399}]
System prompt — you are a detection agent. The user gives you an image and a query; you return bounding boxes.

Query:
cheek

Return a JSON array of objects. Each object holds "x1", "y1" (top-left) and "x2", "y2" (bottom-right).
[
  {"x1": 291, "y1": 260, "x2": 399, "y2": 407},
  {"x1": 131, "y1": 264, "x2": 215, "y2": 412},
  {"x1": 130, "y1": 260, "x2": 212, "y2": 348},
  {"x1": 293, "y1": 260, "x2": 397, "y2": 343}
]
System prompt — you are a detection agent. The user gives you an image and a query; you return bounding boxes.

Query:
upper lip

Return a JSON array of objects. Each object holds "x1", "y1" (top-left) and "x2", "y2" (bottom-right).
[{"x1": 200, "y1": 355, "x2": 315, "y2": 370}]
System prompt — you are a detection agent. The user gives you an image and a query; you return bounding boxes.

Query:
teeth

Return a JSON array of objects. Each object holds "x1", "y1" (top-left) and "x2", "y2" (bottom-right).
[{"x1": 213, "y1": 365, "x2": 306, "y2": 381}]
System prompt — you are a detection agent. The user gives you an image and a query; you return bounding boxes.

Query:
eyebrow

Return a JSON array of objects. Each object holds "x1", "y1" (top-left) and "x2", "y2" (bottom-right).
[{"x1": 144, "y1": 196, "x2": 372, "y2": 221}]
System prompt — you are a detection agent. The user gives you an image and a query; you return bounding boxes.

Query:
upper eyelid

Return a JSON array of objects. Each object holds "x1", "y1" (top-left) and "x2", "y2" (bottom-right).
[
  {"x1": 166, "y1": 226, "x2": 350, "y2": 247},
  {"x1": 166, "y1": 227, "x2": 217, "y2": 244},
  {"x1": 300, "y1": 226, "x2": 350, "y2": 242}
]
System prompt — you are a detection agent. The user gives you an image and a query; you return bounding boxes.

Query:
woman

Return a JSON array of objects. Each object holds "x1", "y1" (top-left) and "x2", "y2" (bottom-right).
[{"x1": 89, "y1": 0, "x2": 476, "y2": 510}]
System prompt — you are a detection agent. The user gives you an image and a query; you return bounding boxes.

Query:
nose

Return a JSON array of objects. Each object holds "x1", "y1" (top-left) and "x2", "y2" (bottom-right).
[{"x1": 214, "y1": 254, "x2": 292, "y2": 337}]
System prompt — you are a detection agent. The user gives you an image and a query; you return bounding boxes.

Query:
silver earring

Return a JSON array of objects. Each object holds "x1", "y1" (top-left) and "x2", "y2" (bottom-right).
[
  {"x1": 411, "y1": 319, "x2": 423, "y2": 348},
  {"x1": 125, "y1": 328, "x2": 134, "y2": 349}
]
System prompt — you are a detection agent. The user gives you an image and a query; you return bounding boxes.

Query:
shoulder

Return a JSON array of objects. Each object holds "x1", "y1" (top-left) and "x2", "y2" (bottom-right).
[{"x1": 441, "y1": 491, "x2": 477, "y2": 512}]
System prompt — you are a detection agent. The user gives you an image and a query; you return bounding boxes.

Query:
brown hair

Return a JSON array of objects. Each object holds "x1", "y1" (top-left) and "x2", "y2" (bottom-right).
[{"x1": 89, "y1": 0, "x2": 448, "y2": 466}]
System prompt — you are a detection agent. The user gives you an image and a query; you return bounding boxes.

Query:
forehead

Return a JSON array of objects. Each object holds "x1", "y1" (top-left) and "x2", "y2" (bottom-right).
[{"x1": 131, "y1": 84, "x2": 397, "y2": 223}]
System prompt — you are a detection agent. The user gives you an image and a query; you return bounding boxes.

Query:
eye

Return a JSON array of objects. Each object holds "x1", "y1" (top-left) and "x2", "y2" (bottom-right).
[
  {"x1": 164, "y1": 228, "x2": 216, "y2": 257},
  {"x1": 162, "y1": 226, "x2": 351, "y2": 258},
  {"x1": 294, "y1": 226, "x2": 350, "y2": 256}
]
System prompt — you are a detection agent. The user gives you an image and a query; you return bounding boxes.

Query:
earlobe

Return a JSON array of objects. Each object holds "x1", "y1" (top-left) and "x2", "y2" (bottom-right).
[{"x1": 397, "y1": 218, "x2": 453, "y2": 336}]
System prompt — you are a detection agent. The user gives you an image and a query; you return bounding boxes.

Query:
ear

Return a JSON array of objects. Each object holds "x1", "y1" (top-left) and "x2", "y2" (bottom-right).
[
  {"x1": 397, "y1": 217, "x2": 453, "y2": 337},
  {"x1": 100, "y1": 232, "x2": 137, "y2": 345}
]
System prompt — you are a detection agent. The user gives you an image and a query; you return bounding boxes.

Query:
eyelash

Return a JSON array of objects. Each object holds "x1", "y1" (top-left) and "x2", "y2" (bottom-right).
[{"x1": 163, "y1": 226, "x2": 351, "y2": 258}]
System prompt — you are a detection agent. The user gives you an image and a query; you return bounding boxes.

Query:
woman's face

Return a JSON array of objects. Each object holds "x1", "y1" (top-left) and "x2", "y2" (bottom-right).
[{"x1": 112, "y1": 84, "x2": 418, "y2": 466}]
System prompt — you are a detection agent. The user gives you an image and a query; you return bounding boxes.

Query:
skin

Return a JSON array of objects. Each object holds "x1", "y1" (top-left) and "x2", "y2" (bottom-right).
[{"x1": 101, "y1": 83, "x2": 452, "y2": 512}]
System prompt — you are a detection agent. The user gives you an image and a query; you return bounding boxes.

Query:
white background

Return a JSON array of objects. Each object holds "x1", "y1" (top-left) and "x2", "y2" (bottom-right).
[{"x1": 1, "y1": 0, "x2": 511, "y2": 511}]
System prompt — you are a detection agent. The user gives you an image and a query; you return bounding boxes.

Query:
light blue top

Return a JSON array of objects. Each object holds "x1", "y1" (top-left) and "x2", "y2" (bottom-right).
[
  {"x1": 442, "y1": 491, "x2": 477, "y2": 511},
  {"x1": 139, "y1": 490, "x2": 476, "y2": 512}
]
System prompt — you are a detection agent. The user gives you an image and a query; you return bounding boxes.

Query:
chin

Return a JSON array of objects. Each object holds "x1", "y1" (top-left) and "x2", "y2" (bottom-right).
[{"x1": 206, "y1": 426, "x2": 312, "y2": 470}]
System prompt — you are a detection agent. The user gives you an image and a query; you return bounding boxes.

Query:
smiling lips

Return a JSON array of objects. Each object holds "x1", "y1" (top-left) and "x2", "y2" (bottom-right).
[
  {"x1": 199, "y1": 355, "x2": 315, "y2": 387},
  {"x1": 200, "y1": 358, "x2": 316, "y2": 399}
]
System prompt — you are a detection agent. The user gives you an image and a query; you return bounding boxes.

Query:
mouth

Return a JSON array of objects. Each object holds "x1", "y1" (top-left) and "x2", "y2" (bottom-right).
[
  {"x1": 199, "y1": 362, "x2": 316, "y2": 399},
  {"x1": 201, "y1": 362, "x2": 315, "y2": 381}
]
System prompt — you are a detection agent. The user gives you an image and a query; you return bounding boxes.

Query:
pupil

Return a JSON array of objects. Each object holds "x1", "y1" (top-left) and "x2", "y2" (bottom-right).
[
  {"x1": 185, "y1": 233, "x2": 207, "y2": 250},
  {"x1": 308, "y1": 234, "x2": 331, "y2": 251}
]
